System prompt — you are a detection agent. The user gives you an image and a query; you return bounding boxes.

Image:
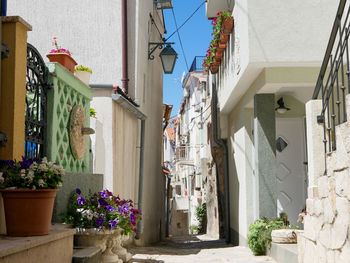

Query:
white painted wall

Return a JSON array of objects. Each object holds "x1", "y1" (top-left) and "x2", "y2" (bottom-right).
[{"x1": 213, "y1": 0, "x2": 338, "y2": 114}]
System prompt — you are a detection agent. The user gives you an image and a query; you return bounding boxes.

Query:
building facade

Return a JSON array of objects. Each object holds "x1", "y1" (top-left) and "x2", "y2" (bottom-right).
[
  {"x1": 9, "y1": 0, "x2": 167, "y2": 245},
  {"x1": 205, "y1": 0, "x2": 337, "y2": 245}
]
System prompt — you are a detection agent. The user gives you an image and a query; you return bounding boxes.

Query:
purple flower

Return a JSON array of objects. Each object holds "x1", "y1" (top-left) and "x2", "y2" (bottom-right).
[
  {"x1": 108, "y1": 220, "x2": 117, "y2": 229},
  {"x1": 99, "y1": 190, "x2": 109, "y2": 198},
  {"x1": 98, "y1": 198, "x2": 108, "y2": 206},
  {"x1": 95, "y1": 217, "x2": 104, "y2": 227},
  {"x1": 130, "y1": 213, "x2": 136, "y2": 226},
  {"x1": 119, "y1": 205, "x2": 129, "y2": 214},
  {"x1": 105, "y1": 205, "x2": 115, "y2": 212},
  {"x1": 76, "y1": 188, "x2": 81, "y2": 195},
  {"x1": 77, "y1": 196, "x2": 86, "y2": 205}
]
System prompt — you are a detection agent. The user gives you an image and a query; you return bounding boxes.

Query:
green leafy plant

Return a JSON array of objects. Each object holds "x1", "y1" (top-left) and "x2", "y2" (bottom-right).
[
  {"x1": 190, "y1": 225, "x2": 199, "y2": 235},
  {"x1": 195, "y1": 203, "x2": 207, "y2": 234},
  {"x1": 75, "y1": 65, "x2": 92, "y2": 73},
  {"x1": 0, "y1": 157, "x2": 64, "y2": 190},
  {"x1": 90, "y1": 108, "x2": 97, "y2": 118},
  {"x1": 203, "y1": 11, "x2": 232, "y2": 70},
  {"x1": 247, "y1": 218, "x2": 285, "y2": 255}
]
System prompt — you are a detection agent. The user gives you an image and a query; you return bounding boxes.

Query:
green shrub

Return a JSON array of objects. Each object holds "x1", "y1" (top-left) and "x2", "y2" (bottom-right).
[
  {"x1": 75, "y1": 65, "x2": 92, "y2": 73},
  {"x1": 190, "y1": 225, "x2": 199, "y2": 235},
  {"x1": 247, "y1": 218, "x2": 285, "y2": 255},
  {"x1": 195, "y1": 203, "x2": 207, "y2": 234}
]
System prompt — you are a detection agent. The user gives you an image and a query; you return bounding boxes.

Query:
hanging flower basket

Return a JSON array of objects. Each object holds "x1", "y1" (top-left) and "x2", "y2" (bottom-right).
[
  {"x1": 47, "y1": 53, "x2": 77, "y2": 73},
  {"x1": 219, "y1": 32, "x2": 229, "y2": 44},
  {"x1": 213, "y1": 57, "x2": 221, "y2": 65},
  {"x1": 210, "y1": 64, "x2": 219, "y2": 74},
  {"x1": 215, "y1": 50, "x2": 224, "y2": 58},
  {"x1": 217, "y1": 43, "x2": 227, "y2": 52},
  {"x1": 1, "y1": 189, "x2": 58, "y2": 236},
  {"x1": 222, "y1": 17, "x2": 234, "y2": 35}
]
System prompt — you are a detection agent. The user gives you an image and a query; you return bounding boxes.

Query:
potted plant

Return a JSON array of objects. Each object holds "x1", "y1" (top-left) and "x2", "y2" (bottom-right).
[
  {"x1": 74, "y1": 65, "x2": 92, "y2": 86},
  {"x1": 0, "y1": 157, "x2": 64, "y2": 236},
  {"x1": 63, "y1": 189, "x2": 141, "y2": 262},
  {"x1": 47, "y1": 37, "x2": 77, "y2": 73}
]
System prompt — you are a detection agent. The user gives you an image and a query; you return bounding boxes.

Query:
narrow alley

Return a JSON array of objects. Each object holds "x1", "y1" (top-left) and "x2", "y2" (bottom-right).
[{"x1": 129, "y1": 235, "x2": 276, "y2": 263}]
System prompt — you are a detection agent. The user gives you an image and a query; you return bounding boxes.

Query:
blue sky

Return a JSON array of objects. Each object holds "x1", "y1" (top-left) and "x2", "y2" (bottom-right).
[{"x1": 162, "y1": 0, "x2": 212, "y2": 117}]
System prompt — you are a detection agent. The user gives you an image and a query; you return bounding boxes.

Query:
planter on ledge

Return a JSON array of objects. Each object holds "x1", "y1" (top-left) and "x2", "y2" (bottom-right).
[
  {"x1": 47, "y1": 53, "x2": 77, "y2": 73},
  {"x1": 217, "y1": 43, "x2": 227, "y2": 52},
  {"x1": 222, "y1": 17, "x2": 234, "y2": 35},
  {"x1": 213, "y1": 57, "x2": 221, "y2": 65},
  {"x1": 0, "y1": 188, "x2": 58, "y2": 236},
  {"x1": 74, "y1": 70, "x2": 91, "y2": 86}
]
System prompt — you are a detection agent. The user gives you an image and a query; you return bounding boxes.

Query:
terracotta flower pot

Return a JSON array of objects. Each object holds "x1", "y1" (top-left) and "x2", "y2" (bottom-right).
[
  {"x1": 0, "y1": 189, "x2": 58, "y2": 236},
  {"x1": 46, "y1": 53, "x2": 77, "y2": 73},
  {"x1": 219, "y1": 32, "x2": 229, "y2": 44},
  {"x1": 217, "y1": 43, "x2": 227, "y2": 52},
  {"x1": 215, "y1": 50, "x2": 224, "y2": 58},
  {"x1": 222, "y1": 17, "x2": 234, "y2": 35},
  {"x1": 213, "y1": 57, "x2": 221, "y2": 65},
  {"x1": 210, "y1": 64, "x2": 219, "y2": 74}
]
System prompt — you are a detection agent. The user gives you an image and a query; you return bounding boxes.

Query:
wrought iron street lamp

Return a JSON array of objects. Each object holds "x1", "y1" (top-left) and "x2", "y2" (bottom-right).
[{"x1": 148, "y1": 42, "x2": 178, "y2": 74}]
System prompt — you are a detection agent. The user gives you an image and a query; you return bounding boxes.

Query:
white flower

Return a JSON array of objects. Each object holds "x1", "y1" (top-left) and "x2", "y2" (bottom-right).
[
  {"x1": 77, "y1": 208, "x2": 84, "y2": 213},
  {"x1": 32, "y1": 185, "x2": 36, "y2": 190},
  {"x1": 39, "y1": 163, "x2": 48, "y2": 171},
  {"x1": 87, "y1": 213, "x2": 93, "y2": 220},
  {"x1": 20, "y1": 169, "x2": 26, "y2": 178},
  {"x1": 38, "y1": 179, "x2": 45, "y2": 187},
  {"x1": 42, "y1": 157, "x2": 48, "y2": 164},
  {"x1": 0, "y1": 172, "x2": 4, "y2": 183},
  {"x1": 30, "y1": 162, "x2": 37, "y2": 169},
  {"x1": 58, "y1": 182, "x2": 63, "y2": 187}
]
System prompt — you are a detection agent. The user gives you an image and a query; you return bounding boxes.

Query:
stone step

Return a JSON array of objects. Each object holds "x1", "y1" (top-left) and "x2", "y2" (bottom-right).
[
  {"x1": 269, "y1": 242, "x2": 298, "y2": 263},
  {"x1": 73, "y1": 246, "x2": 102, "y2": 263}
]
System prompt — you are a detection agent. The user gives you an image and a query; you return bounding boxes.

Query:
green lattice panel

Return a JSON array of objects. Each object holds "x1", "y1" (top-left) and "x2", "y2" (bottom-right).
[{"x1": 46, "y1": 63, "x2": 93, "y2": 173}]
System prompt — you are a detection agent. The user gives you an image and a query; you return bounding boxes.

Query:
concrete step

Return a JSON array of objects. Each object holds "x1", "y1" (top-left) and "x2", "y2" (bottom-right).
[
  {"x1": 73, "y1": 247, "x2": 102, "y2": 263},
  {"x1": 269, "y1": 242, "x2": 298, "y2": 263}
]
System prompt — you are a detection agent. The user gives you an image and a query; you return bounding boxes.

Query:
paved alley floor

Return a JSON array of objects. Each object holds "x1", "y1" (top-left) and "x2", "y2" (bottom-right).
[{"x1": 129, "y1": 235, "x2": 277, "y2": 263}]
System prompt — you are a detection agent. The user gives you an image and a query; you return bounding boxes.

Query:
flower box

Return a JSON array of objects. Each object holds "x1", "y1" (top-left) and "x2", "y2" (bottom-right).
[
  {"x1": 222, "y1": 16, "x2": 234, "y2": 35},
  {"x1": 210, "y1": 64, "x2": 219, "y2": 74},
  {"x1": 47, "y1": 53, "x2": 77, "y2": 73},
  {"x1": 219, "y1": 32, "x2": 229, "y2": 44}
]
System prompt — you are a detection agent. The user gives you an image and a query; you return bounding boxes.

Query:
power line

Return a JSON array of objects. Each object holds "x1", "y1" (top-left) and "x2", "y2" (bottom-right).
[
  {"x1": 171, "y1": 7, "x2": 189, "y2": 71},
  {"x1": 165, "y1": 1, "x2": 205, "y2": 42}
]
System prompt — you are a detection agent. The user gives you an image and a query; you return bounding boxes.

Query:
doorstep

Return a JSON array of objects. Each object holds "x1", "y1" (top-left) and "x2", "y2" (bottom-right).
[
  {"x1": 0, "y1": 224, "x2": 75, "y2": 263},
  {"x1": 269, "y1": 242, "x2": 298, "y2": 263}
]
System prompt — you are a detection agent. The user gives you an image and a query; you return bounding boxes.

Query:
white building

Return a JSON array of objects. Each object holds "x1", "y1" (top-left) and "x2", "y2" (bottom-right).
[
  {"x1": 170, "y1": 57, "x2": 219, "y2": 237},
  {"x1": 9, "y1": 0, "x2": 169, "y2": 245},
  {"x1": 205, "y1": 0, "x2": 337, "y2": 247}
]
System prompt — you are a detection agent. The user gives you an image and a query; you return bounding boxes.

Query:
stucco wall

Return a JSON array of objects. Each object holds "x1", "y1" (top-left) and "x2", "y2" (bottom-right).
[
  {"x1": 8, "y1": 0, "x2": 122, "y2": 86},
  {"x1": 216, "y1": 0, "x2": 337, "y2": 114}
]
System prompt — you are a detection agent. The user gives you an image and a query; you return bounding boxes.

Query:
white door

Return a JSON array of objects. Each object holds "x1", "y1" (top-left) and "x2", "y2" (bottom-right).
[{"x1": 276, "y1": 118, "x2": 307, "y2": 226}]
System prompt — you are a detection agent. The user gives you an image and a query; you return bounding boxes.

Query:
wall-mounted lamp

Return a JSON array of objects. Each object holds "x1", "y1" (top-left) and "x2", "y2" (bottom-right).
[
  {"x1": 149, "y1": 42, "x2": 178, "y2": 74},
  {"x1": 154, "y1": 0, "x2": 172, "y2": 10},
  {"x1": 275, "y1": 97, "x2": 290, "y2": 114}
]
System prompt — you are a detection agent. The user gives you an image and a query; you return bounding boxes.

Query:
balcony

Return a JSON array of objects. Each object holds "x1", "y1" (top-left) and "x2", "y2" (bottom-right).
[{"x1": 176, "y1": 145, "x2": 194, "y2": 166}]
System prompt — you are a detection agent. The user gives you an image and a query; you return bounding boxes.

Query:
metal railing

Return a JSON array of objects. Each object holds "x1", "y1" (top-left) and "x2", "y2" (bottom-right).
[
  {"x1": 189, "y1": 56, "x2": 205, "y2": 72},
  {"x1": 176, "y1": 145, "x2": 192, "y2": 161},
  {"x1": 313, "y1": 0, "x2": 350, "y2": 153}
]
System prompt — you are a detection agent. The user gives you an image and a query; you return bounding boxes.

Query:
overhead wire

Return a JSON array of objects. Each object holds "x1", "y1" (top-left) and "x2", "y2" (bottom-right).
[
  {"x1": 165, "y1": 1, "x2": 205, "y2": 42},
  {"x1": 171, "y1": 7, "x2": 189, "y2": 71}
]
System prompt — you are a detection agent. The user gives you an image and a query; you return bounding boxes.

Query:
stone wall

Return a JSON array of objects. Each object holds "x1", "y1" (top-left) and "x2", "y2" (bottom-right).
[{"x1": 298, "y1": 96, "x2": 350, "y2": 263}]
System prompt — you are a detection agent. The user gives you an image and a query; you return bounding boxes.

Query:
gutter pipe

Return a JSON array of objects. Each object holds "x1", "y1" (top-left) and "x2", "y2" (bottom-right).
[
  {"x1": 111, "y1": 93, "x2": 146, "y2": 239},
  {"x1": 121, "y1": 0, "x2": 129, "y2": 94},
  {"x1": 211, "y1": 75, "x2": 230, "y2": 243}
]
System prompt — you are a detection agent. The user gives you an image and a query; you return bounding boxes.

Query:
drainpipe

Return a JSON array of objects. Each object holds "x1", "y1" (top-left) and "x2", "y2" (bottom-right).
[
  {"x1": 211, "y1": 75, "x2": 230, "y2": 243},
  {"x1": 135, "y1": 119, "x2": 145, "y2": 239},
  {"x1": 121, "y1": 0, "x2": 129, "y2": 95}
]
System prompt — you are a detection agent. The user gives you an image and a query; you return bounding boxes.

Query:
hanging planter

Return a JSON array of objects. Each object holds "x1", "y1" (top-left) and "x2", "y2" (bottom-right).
[
  {"x1": 215, "y1": 50, "x2": 224, "y2": 58},
  {"x1": 210, "y1": 64, "x2": 219, "y2": 74},
  {"x1": 219, "y1": 32, "x2": 229, "y2": 44},
  {"x1": 222, "y1": 16, "x2": 234, "y2": 35},
  {"x1": 217, "y1": 43, "x2": 227, "y2": 52},
  {"x1": 213, "y1": 57, "x2": 221, "y2": 65}
]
